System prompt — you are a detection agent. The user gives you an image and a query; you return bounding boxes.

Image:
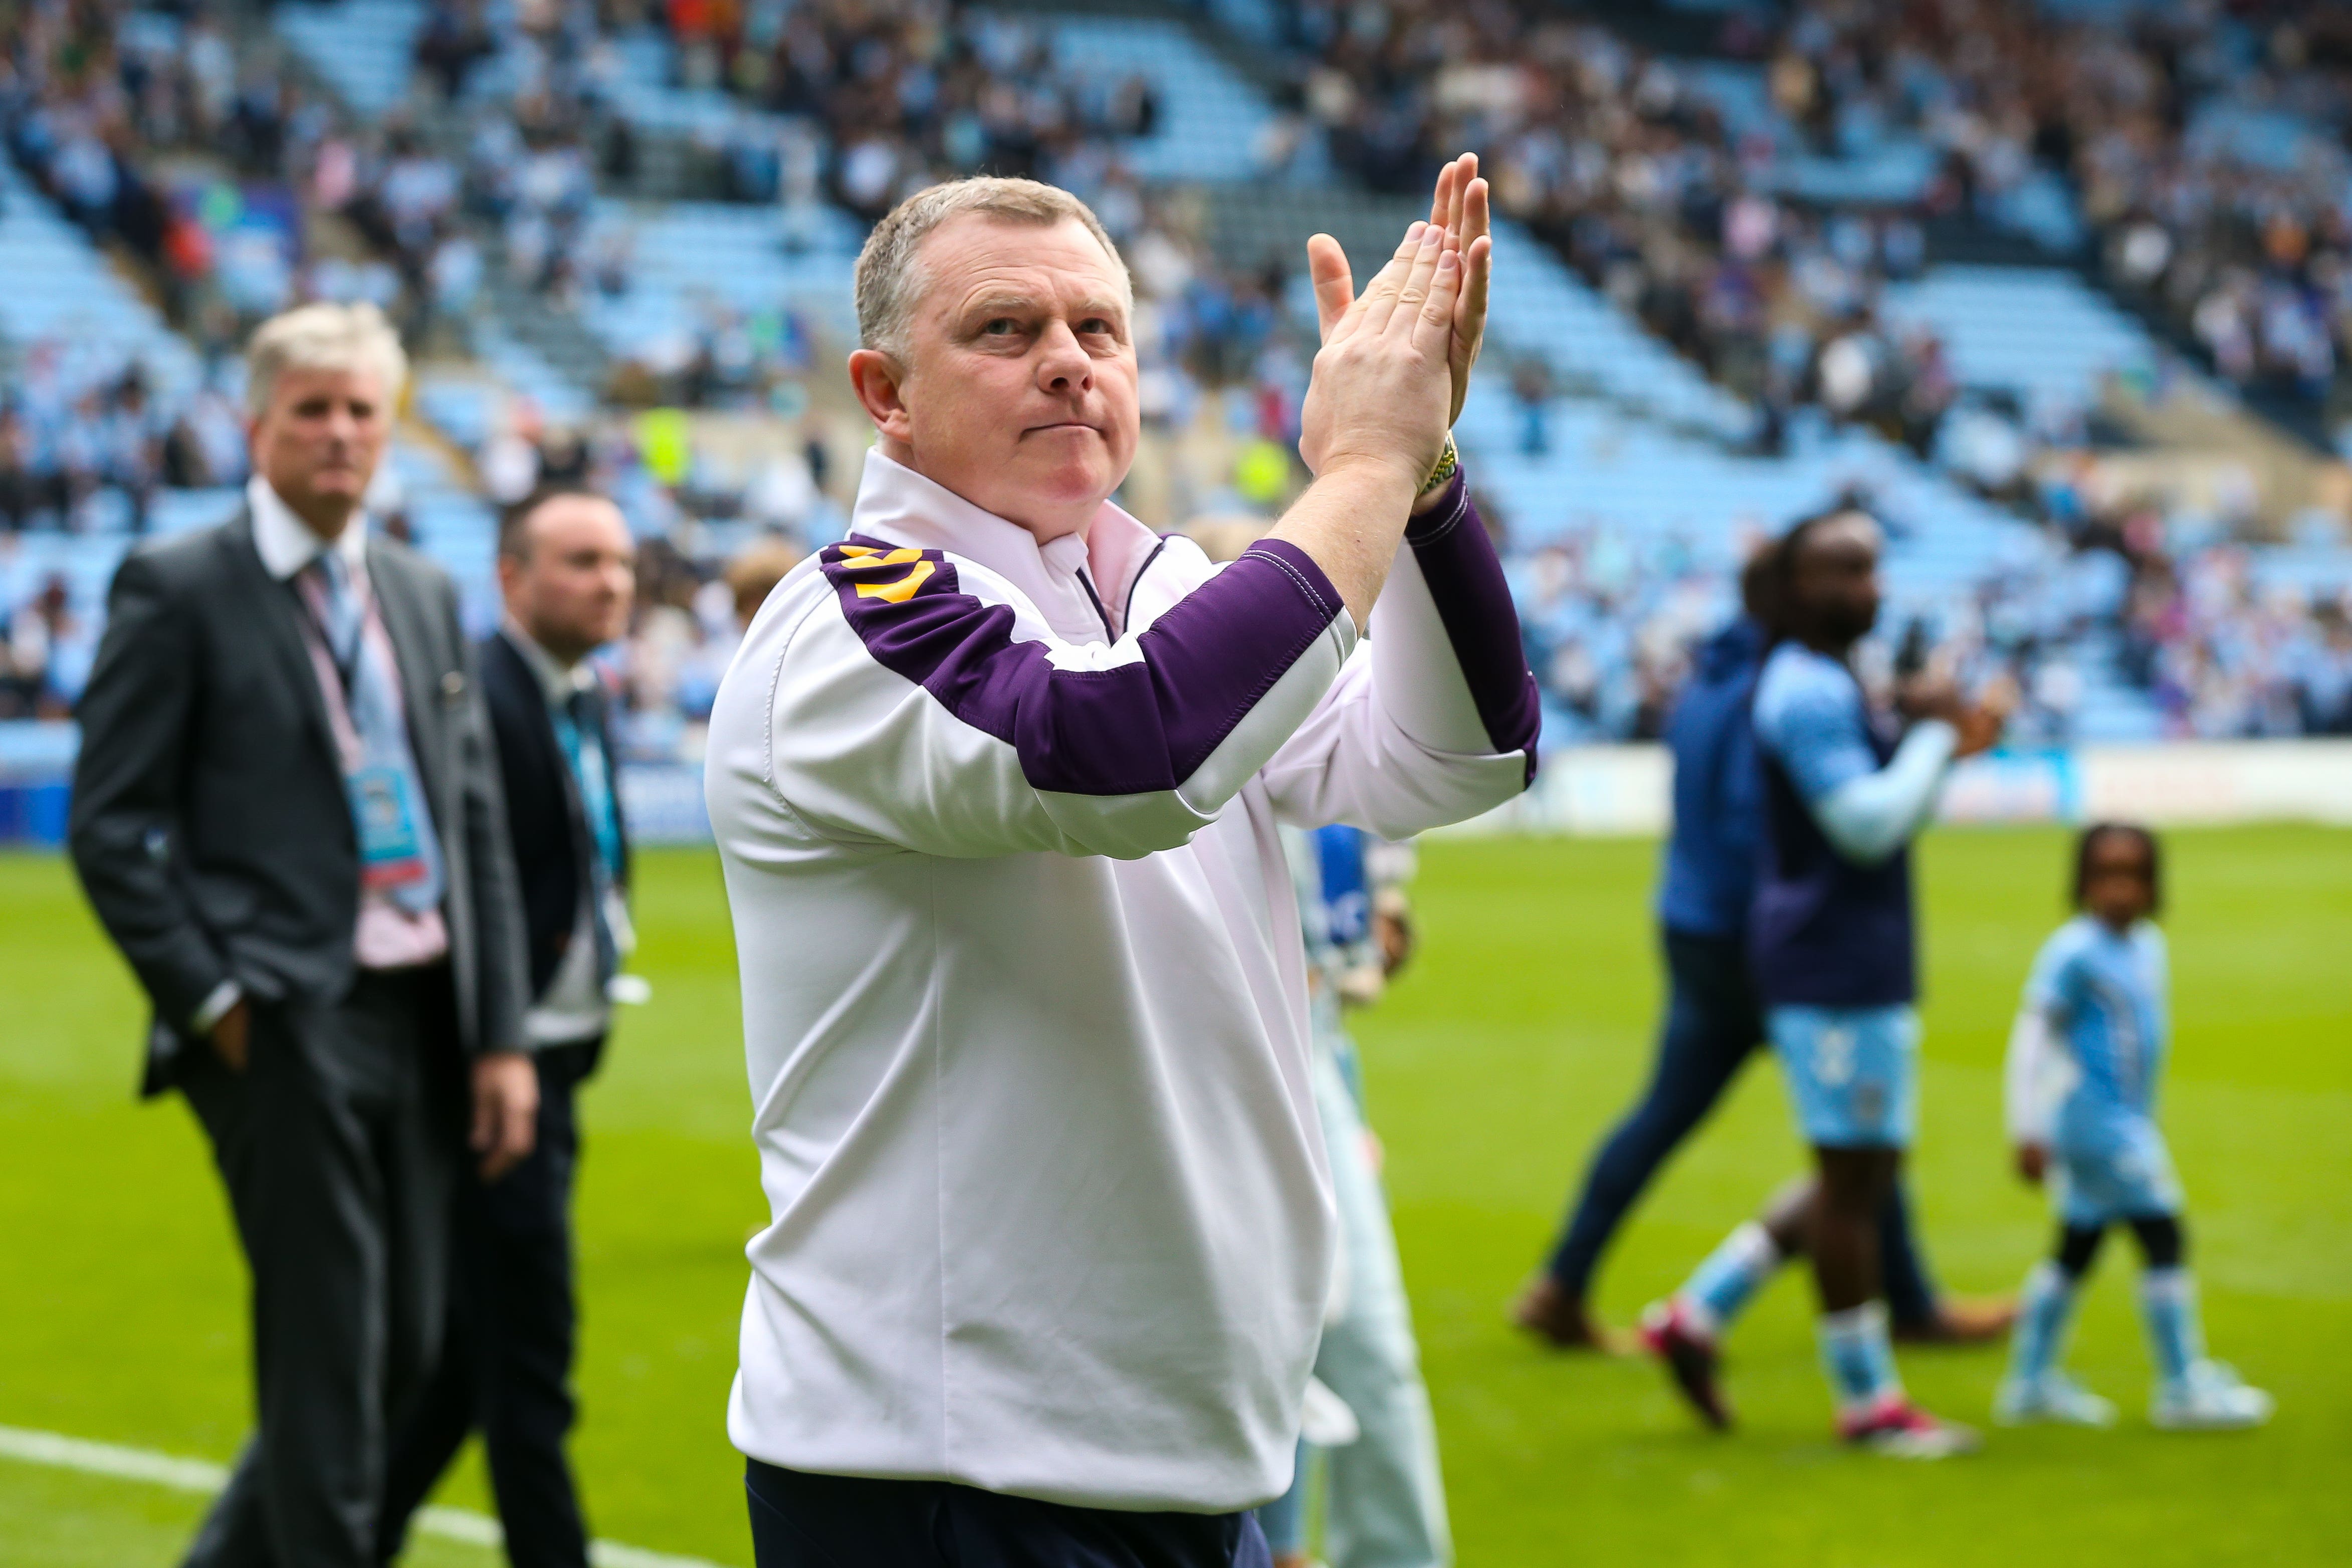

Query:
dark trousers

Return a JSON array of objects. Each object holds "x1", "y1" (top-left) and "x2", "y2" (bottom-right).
[
  {"x1": 1543, "y1": 928, "x2": 1941, "y2": 1326},
  {"x1": 376, "y1": 1037, "x2": 602, "y2": 1568},
  {"x1": 746, "y1": 1461, "x2": 1273, "y2": 1568},
  {"x1": 178, "y1": 966, "x2": 467, "y2": 1568}
]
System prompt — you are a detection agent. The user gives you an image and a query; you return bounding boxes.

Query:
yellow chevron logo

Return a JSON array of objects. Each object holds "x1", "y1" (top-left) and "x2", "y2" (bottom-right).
[{"x1": 852, "y1": 560, "x2": 936, "y2": 602}]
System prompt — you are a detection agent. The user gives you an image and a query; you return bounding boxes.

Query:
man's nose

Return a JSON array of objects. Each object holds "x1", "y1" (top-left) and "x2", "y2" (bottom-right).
[{"x1": 1034, "y1": 321, "x2": 1094, "y2": 395}]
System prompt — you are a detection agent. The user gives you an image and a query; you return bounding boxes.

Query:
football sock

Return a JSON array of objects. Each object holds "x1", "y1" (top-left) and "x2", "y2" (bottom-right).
[
  {"x1": 2139, "y1": 1267, "x2": 2205, "y2": 1385},
  {"x1": 1817, "y1": 1300, "x2": 1902, "y2": 1414},
  {"x1": 1676, "y1": 1220, "x2": 1782, "y2": 1339},
  {"x1": 2006, "y1": 1260, "x2": 2079, "y2": 1385}
]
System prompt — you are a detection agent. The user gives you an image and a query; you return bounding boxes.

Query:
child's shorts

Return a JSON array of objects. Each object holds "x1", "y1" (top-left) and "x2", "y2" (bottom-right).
[
  {"x1": 1767, "y1": 1003, "x2": 1919, "y2": 1150},
  {"x1": 2053, "y1": 1112, "x2": 2184, "y2": 1225}
]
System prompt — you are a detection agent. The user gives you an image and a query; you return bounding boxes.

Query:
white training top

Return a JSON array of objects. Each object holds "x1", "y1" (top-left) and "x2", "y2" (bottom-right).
[{"x1": 705, "y1": 450, "x2": 1536, "y2": 1512}]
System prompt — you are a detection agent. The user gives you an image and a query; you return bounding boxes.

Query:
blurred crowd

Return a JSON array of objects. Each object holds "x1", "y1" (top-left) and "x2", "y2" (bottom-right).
[
  {"x1": 1720, "y1": 0, "x2": 2352, "y2": 419},
  {"x1": 1256, "y1": 0, "x2": 2352, "y2": 436},
  {"x1": 16, "y1": 0, "x2": 2352, "y2": 747},
  {"x1": 1264, "y1": 2, "x2": 1965, "y2": 451},
  {"x1": 0, "y1": 345, "x2": 243, "y2": 532},
  {"x1": 0, "y1": 568, "x2": 79, "y2": 720},
  {"x1": 1495, "y1": 477, "x2": 2352, "y2": 746},
  {"x1": 1749, "y1": 0, "x2": 2352, "y2": 418},
  {"x1": 724, "y1": 0, "x2": 1164, "y2": 219}
]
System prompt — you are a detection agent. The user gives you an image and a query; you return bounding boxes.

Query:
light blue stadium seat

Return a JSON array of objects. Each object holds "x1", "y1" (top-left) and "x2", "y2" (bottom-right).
[
  {"x1": 1880, "y1": 266, "x2": 2162, "y2": 412},
  {"x1": 577, "y1": 200, "x2": 861, "y2": 363},
  {"x1": 274, "y1": 0, "x2": 425, "y2": 119},
  {"x1": 1016, "y1": 15, "x2": 1306, "y2": 184}
]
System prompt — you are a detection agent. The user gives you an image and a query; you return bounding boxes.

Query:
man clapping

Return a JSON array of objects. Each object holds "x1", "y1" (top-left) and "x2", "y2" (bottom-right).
[{"x1": 706, "y1": 160, "x2": 1531, "y2": 1565}]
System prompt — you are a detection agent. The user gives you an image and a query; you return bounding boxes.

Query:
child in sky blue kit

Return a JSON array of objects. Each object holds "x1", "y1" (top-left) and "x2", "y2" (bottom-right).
[{"x1": 1995, "y1": 822, "x2": 2273, "y2": 1431}]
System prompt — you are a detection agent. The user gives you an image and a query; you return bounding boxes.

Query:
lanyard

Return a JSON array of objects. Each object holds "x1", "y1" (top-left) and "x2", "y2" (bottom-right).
[{"x1": 296, "y1": 559, "x2": 373, "y2": 697}]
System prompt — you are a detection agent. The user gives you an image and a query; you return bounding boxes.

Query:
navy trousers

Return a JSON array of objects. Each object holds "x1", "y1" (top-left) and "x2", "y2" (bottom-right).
[
  {"x1": 746, "y1": 1461, "x2": 1273, "y2": 1568},
  {"x1": 1543, "y1": 927, "x2": 1941, "y2": 1326},
  {"x1": 376, "y1": 1038, "x2": 602, "y2": 1567}
]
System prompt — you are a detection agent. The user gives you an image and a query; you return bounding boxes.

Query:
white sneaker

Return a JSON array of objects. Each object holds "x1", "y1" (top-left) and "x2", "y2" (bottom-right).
[
  {"x1": 1839, "y1": 1396, "x2": 1983, "y2": 1458},
  {"x1": 1994, "y1": 1371, "x2": 2118, "y2": 1428},
  {"x1": 2151, "y1": 1362, "x2": 2275, "y2": 1431}
]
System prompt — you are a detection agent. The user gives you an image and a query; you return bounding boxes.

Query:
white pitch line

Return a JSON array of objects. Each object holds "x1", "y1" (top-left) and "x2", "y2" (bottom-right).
[{"x1": 0, "y1": 1423, "x2": 727, "y2": 1568}]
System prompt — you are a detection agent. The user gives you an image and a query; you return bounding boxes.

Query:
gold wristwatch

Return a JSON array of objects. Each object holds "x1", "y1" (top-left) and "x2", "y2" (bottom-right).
[{"x1": 1418, "y1": 434, "x2": 1460, "y2": 497}]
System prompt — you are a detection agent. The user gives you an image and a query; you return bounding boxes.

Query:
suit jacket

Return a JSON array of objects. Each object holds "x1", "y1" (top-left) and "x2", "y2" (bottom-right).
[
  {"x1": 480, "y1": 628, "x2": 632, "y2": 1001},
  {"x1": 69, "y1": 510, "x2": 531, "y2": 1095}
]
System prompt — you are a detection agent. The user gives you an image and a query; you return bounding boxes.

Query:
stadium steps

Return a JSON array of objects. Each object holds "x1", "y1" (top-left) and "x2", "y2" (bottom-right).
[
  {"x1": 267, "y1": 0, "x2": 608, "y2": 427},
  {"x1": 978, "y1": 11, "x2": 1301, "y2": 185},
  {"x1": 477, "y1": 248, "x2": 611, "y2": 407},
  {"x1": 271, "y1": 0, "x2": 424, "y2": 120},
  {"x1": 572, "y1": 199, "x2": 862, "y2": 368},
  {"x1": 0, "y1": 163, "x2": 203, "y2": 401},
  {"x1": 1880, "y1": 266, "x2": 2162, "y2": 412},
  {"x1": 976, "y1": 0, "x2": 1301, "y2": 103}
]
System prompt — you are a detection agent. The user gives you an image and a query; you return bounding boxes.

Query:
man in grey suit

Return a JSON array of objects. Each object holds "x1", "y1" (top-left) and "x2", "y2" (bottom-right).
[{"x1": 68, "y1": 302, "x2": 539, "y2": 1568}]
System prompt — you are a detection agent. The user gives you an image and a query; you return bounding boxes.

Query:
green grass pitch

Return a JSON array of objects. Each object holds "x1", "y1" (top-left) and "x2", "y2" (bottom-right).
[{"x1": 1, "y1": 826, "x2": 2346, "y2": 1564}]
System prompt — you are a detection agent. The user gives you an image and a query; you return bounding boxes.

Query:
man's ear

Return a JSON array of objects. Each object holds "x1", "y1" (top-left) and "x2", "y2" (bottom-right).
[{"x1": 847, "y1": 349, "x2": 914, "y2": 446}]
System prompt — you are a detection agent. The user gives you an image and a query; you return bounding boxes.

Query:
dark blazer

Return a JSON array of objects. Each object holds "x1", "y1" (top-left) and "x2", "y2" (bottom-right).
[
  {"x1": 69, "y1": 509, "x2": 531, "y2": 1094},
  {"x1": 480, "y1": 628, "x2": 631, "y2": 1001}
]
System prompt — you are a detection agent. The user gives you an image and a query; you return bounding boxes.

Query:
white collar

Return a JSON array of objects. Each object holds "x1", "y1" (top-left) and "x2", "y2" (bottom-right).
[
  {"x1": 248, "y1": 475, "x2": 369, "y2": 581},
  {"x1": 502, "y1": 614, "x2": 598, "y2": 704},
  {"x1": 846, "y1": 449, "x2": 1161, "y2": 642}
]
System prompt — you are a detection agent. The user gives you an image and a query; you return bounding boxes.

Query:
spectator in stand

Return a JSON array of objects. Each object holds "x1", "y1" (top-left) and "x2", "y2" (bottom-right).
[{"x1": 0, "y1": 574, "x2": 76, "y2": 717}]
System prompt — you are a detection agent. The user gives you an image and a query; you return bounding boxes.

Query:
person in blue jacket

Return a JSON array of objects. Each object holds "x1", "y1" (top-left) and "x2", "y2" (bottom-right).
[{"x1": 1514, "y1": 550, "x2": 2009, "y2": 1354}]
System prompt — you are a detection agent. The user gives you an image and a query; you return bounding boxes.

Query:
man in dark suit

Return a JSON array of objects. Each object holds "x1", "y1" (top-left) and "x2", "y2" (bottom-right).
[
  {"x1": 68, "y1": 302, "x2": 537, "y2": 1568},
  {"x1": 377, "y1": 483, "x2": 637, "y2": 1568}
]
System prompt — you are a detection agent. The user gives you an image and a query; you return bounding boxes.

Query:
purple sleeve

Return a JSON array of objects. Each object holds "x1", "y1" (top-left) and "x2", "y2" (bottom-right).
[
  {"x1": 820, "y1": 535, "x2": 1347, "y2": 797},
  {"x1": 1401, "y1": 471, "x2": 1542, "y2": 775}
]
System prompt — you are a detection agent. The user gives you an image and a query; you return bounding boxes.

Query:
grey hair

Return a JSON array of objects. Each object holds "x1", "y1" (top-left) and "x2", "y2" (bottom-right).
[
  {"x1": 853, "y1": 177, "x2": 1131, "y2": 361},
  {"x1": 245, "y1": 301, "x2": 409, "y2": 418}
]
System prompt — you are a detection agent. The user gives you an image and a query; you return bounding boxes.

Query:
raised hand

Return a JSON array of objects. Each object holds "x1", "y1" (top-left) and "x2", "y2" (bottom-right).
[
  {"x1": 1302, "y1": 218, "x2": 1463, "y2": 491},
  {"x1": 1427, "y1": 152, "x2": 1491, "y2": 429},
  {"x1": 1271, "y1": 217, "x2": 1469, "y2": 626},
  {"x1": 1300, "y1": 155, "x2": 1493, "y2": 475}
]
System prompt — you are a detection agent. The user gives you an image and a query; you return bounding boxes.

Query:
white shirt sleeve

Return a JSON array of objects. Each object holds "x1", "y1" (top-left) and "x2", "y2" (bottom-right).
[
  {"x1": 1752, "y1": 646, "x2": 1960, "y2": 867},
  {"x1": 730, "y1": 537, "x2": 1359, "y2": 860},
  {"x1": 1811, "y1": 720, "x2": 1958, "y2": 866},
  {"x1": 1257, "y1": 477, "x2": 1541, "y2": 837}
]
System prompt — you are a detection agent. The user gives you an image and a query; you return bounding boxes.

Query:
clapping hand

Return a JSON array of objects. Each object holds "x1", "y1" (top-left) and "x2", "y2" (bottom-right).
[
  {"x1": 1298, "y1": 155, "x2": 1493, "y2": 487},
  {"x1": 1896, "y1": 668, "x2": 2012, "y2": 761}
]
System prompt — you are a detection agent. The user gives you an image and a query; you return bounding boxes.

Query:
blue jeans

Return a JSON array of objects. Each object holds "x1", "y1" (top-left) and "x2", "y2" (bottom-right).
[
  {"x1": 747, "y1": 1461, "x2": 1272, "y2": 1567},
  {"x1": 1541, "y1": 928, "x2": 1940, "y2": 1326}
]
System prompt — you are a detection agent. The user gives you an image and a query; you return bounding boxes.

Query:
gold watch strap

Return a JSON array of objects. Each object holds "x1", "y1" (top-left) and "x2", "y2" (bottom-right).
[{"x1": 1418, "y1": 435, "x2": 1460, "y2": 497}]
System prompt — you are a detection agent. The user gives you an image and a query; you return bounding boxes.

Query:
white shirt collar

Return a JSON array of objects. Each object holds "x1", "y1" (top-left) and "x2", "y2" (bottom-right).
[
  {"x1": 846, "y1": 449, "x2": 1162, "y2": 643},
  {"x1": 248, "y1": 475, "x2": 369, "y2": 581},
  {"x1": 502, "y1": 613, "x2": 598, "y2": 703}
]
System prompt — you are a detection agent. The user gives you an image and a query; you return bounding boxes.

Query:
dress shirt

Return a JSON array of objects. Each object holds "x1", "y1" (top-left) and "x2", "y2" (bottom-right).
[
  {"x1": 503, "y1": 617, "x2": 632, "y2": 1045},
  {"x1": 250, "y1": 478, "x2": 450, "y2": 972}
]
